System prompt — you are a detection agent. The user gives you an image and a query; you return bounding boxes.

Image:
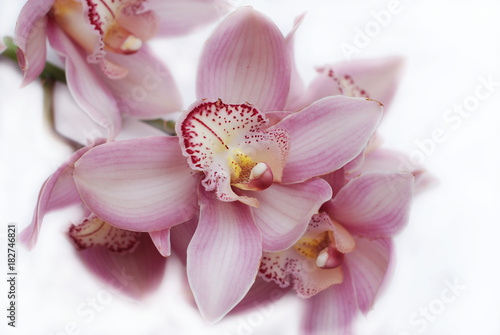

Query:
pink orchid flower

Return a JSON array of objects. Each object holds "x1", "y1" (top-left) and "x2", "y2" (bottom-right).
[
  {"x1": 67, "y1": 7, "x2": 383, "y2": 323},
  {"x1": 259, "y1": 158, "x2": 415, "y2": 335},
  {"x1": 20, "y1": 140, "x2": 167, "y2": 299},
  {"x1": 14, "y1": 0, "x2": 230, "y2": 138}
]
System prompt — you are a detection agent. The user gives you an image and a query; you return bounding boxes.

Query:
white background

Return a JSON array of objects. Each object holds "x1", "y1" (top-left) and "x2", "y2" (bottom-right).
[{"x1": 1, "y1": 0, "x2": 500, "y2": 334}]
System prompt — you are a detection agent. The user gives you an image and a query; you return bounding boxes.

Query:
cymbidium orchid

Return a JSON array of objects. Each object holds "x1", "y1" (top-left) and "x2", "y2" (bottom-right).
[
  {"x1": 15, "y1": 0, "x2": 230, "y2": 138},
  {"x1": 20, "y1": 139, "x2": 167, "y2": 299},
  {"x1": 259, "y1": 160, "x2": 415, "y2": 335},
  {"x1": 67, "y1": 7, "x2": 383, "y2": 323}
]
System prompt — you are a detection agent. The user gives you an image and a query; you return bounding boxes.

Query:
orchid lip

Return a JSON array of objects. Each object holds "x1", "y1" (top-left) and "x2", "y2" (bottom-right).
[
  {"x1": 177, "y1": 99, "x2": 290, "y2": 204},
  {"x1": 68, "y1": 216, "x2": 141, "y2": 253}
]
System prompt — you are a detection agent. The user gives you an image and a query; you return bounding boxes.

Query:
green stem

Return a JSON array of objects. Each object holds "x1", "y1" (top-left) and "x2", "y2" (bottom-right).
[{"x1": 142, "y1": 119, "x2": 177, "y2": 136}]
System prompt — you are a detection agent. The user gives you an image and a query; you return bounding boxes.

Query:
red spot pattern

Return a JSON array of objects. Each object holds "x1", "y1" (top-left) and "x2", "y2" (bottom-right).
[
  {"x1": 320, "y1": 66, "x2": 369, "y2": 98},
  {"x1": 68, "y1": 217, "x2": 141, "y2": 253},
  {"x1": 179, "y1": 99, "x2": 267, "y2": 171}
]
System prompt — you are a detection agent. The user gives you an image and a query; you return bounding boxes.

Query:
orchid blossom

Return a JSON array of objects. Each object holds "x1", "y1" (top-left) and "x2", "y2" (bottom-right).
[
  {"x1": 259, "y1": 167, "x2": 415, "y2": 335},
  {"x1": 20, "y1": 140, "x2": 167, "y2": 299},
  {"x1": 15, "y1": 0, "x2": 230, "y2": 138},
  {"x1": 66, "y1": 7, "x2": 383, "y2": 323}
]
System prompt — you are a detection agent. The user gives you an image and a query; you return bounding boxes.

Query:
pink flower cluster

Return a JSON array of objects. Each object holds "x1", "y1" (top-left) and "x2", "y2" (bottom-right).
[{"x1": 15, "y1": 3, "x2": 431, "y2": 334}]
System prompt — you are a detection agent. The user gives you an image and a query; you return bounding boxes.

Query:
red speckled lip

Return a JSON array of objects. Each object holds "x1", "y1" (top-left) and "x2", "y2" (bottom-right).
[
  {"x1": 179, "y1": 99, "x2": 267, "y2": 171},
  {"x1": 68, "y1": 216, "x2": 141, "y2": 253}
]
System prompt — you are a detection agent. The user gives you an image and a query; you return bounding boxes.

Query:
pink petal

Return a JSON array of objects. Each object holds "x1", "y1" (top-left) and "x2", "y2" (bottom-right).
[
  {"x1": 53, "y1": 82, "x2": 111, "y2": 144},
  {"x1": 344, "y1": 238, "x2": 393, "y2": 314},
  {"x1": 14, "y1": 0, "x2": 52, "y2": 87},
  {"x1": 20, "y1": 144, "x2": 99, "y2": 250},
  {"x1": 47, "y1": 20, "x2": 122, "y2": 139},
  {"x1": 247, "y1": 178, "x2": 332, "y2": 252},
  {"x1": 144, "y1": 0, "x2": 231, "y2": 36},
  {"x1": 350, "y1": 149, "x2": 436, "y2": 194},
  {"x1": 115, "y1": 2, "x2": 159, "y2": 42},
  {"x1": 78, "y1": 233, "x2": 167, "y2": 299},
  {"x1": 325, "y1": 172, "x2": 414, "y2": 239},
  {"x1": 187, "y1": 188, "x2": 262, "y2": 324},
  {"x1": 102, "y1": 46, "x2": 182, "y2": 119},
  {"x1": 196, "y1": 6, "x2": 291, "y2": 112},
  {"x1": 274, "y1": 96, "x2": 383, "y2": 184},
  {"x1": 288, "y1": 70, "x2": 343, "y2": 111},
  {"x1": 321, "y1": 168, "x2": 348, "y2": 196},
  {"x1": 73, "y1": 136, "x2": 199, "y2": 232},
  {"x1": 284, "y1": 13, "x2": 307, "y2": 110},
  {"x1": 301, "y1": 266, "x2": 357, "y2": 335},
  {"x1": 170, "y1": 215, "x2": 199, "y2": 264},
  {"x1": 325, "y1": 56, "x2": 404, "y2": 111},
  {"x1": 149, "y1": 229, "x2": 171, "y2": 257},
  {"x1": 230, "y1": 277, "x2": 288, "y2": 315}
]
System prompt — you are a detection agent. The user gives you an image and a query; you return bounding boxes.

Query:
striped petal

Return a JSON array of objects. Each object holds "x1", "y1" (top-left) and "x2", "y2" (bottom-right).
[
  {"x1": 196, "y1": 7, "x2": 291, "y2": 112},
  {"x1": 187, "y1": 187, "x2": 261, "y2": 323},
  {"x1": 273, "y1": 96, "x2": 383, "y2": 184},
  {"x1": 325, "y1": 172, "x2": 414, "y2": 239},
  {"x1": 73, "y1": 136, "x2": 199, "y2": 232}
]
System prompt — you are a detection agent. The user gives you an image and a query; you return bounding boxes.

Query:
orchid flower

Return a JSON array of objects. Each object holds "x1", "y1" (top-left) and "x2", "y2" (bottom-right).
[
  {"x1": 259, "y1": 168, "x2": 415, "y2": 335},
  {"x1": 20, "y1": 140, "x2": 167, "y2": 299},
  {"x1": 67, "y1": 7, "x2": 383, "y2": 323},
  {"x1": 14, "y1": 0, "x2": 231, "y2": 138}
]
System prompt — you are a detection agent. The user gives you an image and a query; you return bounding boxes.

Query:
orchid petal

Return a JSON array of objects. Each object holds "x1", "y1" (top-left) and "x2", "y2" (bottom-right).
[
  {"x1": 197, "y1": 6, "x2": 291, "y2": 112},
  {"x1": 230, "y1": 277, "x2": 288, "y2": 315},
  {"x1": 47, "y1": 20, "x2": 121, "y2": 139},
  {"x1": 20, "y1": 144, "x2": 98, "y2": 250},
  {"x1": 102, "y1": 46, "x2": 182, "y2": 119},
  {"x1": 53, "y1": 82, "x2": 110, "y2": 144},
  {"x1": 301, "y1": 266, "x2": 357, "y2": 335},
  {"x1": 14, "y1": 0, "x2": 52, "y2": 87},
  {"x1": 344, "y1": 238, "x2": 393, "y2": 314},
  {"x1": 321, "y1": 169, "x2": 348, "y2": 196},
  {"x1": 350, "y1": 149, "x2": 436, "y2": 194},
  {"x1": 187, "y1": 188, "x2": 261, "y2": 324},
  {"x1": 144, "y1": 0, "x2": 231, "y2": 37},
  {"x1": 78, "y1": 233, "x2": 167, "y2": 299},
  {"x1": 170, "y1": 215, "x2": 198, "y2": 264},
  {"x1": 149, "y1": 229, "x2": 171, "y2": 257},
  {"x1": 284, "y1": 12, "x2": 307, "y2": 110},
  {"x1": 247, "y1": 178, "x2": 332, "y2": 252},
  {"x1": 325, "y1": 172, "x2": 414, "y2": 239},
  {"x1": 288, "y1": 71, "x2": 343, "y2": 111},
  {"x1": 325, "y1": 56, "x2": 404, "y2": 111},
  {"x1": 273, "y1": 96, "x2": 382, "y2": 184},
  {"x1": 73, "y1": 136, "x2": 199, "y2": 232}
]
